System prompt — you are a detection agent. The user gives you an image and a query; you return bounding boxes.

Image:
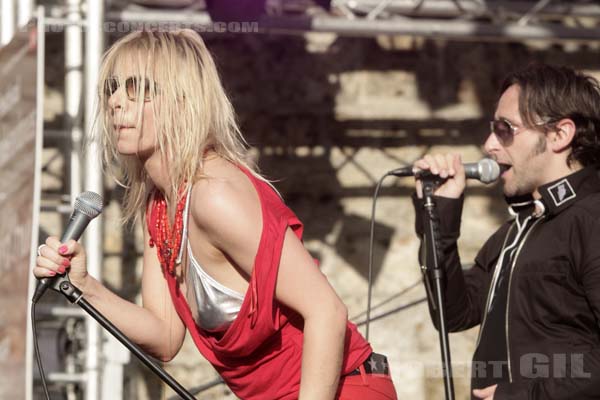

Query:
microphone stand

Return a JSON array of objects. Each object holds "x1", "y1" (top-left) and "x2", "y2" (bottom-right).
[
  {"x1": 421, "y1": 179, "x2": 455, "y2": 400},
  {"x1": 41, "y1": 275, "x2": 197, "y2": 400}
]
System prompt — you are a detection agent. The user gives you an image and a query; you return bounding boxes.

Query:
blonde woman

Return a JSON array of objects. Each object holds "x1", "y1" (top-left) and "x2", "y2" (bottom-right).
[{"x1": 34, "y1": 29, "x2": 397, "y2": 400}]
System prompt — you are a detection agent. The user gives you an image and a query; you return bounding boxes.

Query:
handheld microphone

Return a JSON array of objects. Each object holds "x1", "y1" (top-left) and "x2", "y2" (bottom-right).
[
  {"x1": 388, "y1": 158, "x2": 501, "y2": 184},
  {"x1": 32, "y1": 191, "x2": 103, "y2": 303}
]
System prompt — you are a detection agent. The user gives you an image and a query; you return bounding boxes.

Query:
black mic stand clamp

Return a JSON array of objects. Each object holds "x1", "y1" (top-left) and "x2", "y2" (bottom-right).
[
  {"x1": 420, "y1": 179, "x2": 455, "y2": 400},
  {"x1": 38, "y1": 274, "x2": 198, "y2": 400}
]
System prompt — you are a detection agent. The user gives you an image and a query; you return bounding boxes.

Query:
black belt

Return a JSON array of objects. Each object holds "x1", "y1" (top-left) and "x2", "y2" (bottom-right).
[{"x1": 346, "y1": 352, "x2": 390, "y2": 376}]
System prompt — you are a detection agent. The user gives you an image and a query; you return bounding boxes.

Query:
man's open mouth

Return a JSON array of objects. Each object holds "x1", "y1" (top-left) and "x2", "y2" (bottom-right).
[{"x1": 498, "y1": 163, "x2": 512, "y2": 176}]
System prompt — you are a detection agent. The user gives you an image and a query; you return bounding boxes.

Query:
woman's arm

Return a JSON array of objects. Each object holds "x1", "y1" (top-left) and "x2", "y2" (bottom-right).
[
  {"x1": 278, "y1": 227, "x2": 348, "y2": 400},
  {"x1": 190, "y1": 176, "x2": 347, "y2": 400},
  {"x1": 34, "y1": 222, "x2": 186, "y2": 362}
]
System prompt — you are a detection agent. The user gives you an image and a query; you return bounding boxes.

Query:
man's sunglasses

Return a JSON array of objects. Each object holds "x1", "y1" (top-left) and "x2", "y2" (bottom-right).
[
  {"x1": 489, "y1": 118, "x2": 550, "y2": 146},
  {"x1": 103, "y1": 76, "x2": 156, "y2": 101},
  {"x1": 489, "y1": 119, "x2": 521, "y2": 145}
]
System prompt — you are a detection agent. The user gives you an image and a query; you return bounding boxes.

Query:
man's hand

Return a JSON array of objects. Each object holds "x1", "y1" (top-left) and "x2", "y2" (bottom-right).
[
  {"x1": 473, "y1": 384, "x2": 497, "y2": 400},
  {"x1": 414, "y1": 153, "x2": 466, "y2": 199}
]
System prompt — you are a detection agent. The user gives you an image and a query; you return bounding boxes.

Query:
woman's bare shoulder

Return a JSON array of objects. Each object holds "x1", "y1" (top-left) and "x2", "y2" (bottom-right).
[{"x1": 190, "y1": 158, "x2": 262, "y2": 236}]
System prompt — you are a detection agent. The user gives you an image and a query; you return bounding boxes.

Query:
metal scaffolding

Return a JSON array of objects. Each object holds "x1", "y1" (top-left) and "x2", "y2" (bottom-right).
[
  {"x1": 31, "y1": 1, "x2": 108, "y2": 400},
  {"x1": 96, "y1": 0, "x2": 600, "y2": 42}
]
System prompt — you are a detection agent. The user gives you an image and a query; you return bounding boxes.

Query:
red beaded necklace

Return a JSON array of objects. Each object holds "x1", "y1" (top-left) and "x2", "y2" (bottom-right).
[{"x1": 148, "y1": 188, "x2": 187, "y2": 275}]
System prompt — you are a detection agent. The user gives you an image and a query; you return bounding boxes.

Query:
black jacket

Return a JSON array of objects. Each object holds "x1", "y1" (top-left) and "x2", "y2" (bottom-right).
[{"x1": 414, "y1": 167, "x2": 600, "y2": 400}]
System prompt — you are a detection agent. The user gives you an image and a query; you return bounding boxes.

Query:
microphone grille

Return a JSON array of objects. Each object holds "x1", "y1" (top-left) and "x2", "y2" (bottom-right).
[
  {"x1": 74, "y1": 191, "x2": 104, "y2": 219},
  {"x1": 478, "y1": 159, "x2": 501, "y2": 184}
]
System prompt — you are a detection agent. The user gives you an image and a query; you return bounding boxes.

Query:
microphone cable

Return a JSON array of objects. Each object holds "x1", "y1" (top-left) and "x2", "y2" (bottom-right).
[
  {"x1": 365, "y1": 169, "x2": 404, "y2": 341},
  {"x1": 31, "y1": 301, "x2": 52, "y2": 400}
]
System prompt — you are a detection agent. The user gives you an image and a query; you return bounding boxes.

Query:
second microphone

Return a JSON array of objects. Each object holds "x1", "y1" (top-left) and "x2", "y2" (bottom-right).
[{"x1": 388, "y1": 158, "x2": 501, "y2": 184}]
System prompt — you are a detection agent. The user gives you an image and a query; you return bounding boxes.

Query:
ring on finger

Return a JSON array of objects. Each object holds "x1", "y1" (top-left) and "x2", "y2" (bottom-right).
[{"x1": 37, "y1": 244, "x2": 46, "y2": 256}]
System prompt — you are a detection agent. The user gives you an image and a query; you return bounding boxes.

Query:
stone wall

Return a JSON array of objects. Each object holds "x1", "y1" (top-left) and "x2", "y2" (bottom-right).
[{"x1": 40, "y1": 32, "x2": 600, "y2": 399}]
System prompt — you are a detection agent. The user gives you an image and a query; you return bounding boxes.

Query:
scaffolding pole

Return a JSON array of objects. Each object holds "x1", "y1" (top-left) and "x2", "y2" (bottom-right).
[
  {"x1": 1, "y1": 0, "x2": 16, "y2": 46},
  {"x1": 83, "y1": 0, "x2": 106, "y2": 399},
  {"x1": 18, "y1": 0, "x2": 32, "y2": 28},
  {"x1": 27, "y1": 8, "x2": 46, "y2": 400},
  {"x1": 65, "y1": 0, "x2": 83, "y2": 204},
  {"x1": 259, "y1": 15, "x2": 600, "y2": 41}
]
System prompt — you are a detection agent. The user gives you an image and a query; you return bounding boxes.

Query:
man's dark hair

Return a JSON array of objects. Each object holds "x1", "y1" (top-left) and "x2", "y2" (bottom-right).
[{"x1": 500, "y1": 63, "x2": 600, "y2": 168}]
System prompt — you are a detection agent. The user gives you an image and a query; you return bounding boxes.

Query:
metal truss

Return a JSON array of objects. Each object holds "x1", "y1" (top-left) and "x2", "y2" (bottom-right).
[
  {"x1": 323, "y1": 0, "x2": 600, "y2": 41},
  {"x1": 88, "y1": 0, "x2": 600, "y2": 42}
]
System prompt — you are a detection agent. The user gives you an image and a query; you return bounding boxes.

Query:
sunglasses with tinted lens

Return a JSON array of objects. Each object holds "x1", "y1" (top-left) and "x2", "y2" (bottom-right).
[
  {"x1": 103, "y1": 77, "x2": 155, "y2": 101},
  {"x1": 489, "y1": 119, "x2": 519, "y2": 145}
]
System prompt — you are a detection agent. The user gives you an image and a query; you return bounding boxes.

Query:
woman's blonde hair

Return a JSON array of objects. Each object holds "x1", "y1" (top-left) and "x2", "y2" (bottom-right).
[{"x1": 96, "y1": 29, "x2": 265, "y2": 223}]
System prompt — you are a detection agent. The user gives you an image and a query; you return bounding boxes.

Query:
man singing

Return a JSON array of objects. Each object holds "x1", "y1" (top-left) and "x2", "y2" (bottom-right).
[{"x1": 412, "y1": 63, "x2": 600, "y2": 399}]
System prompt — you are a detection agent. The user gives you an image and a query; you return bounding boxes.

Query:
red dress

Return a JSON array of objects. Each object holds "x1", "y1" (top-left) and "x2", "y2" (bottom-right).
[{"x1": 147, "y1": 167, "x2": 372, "y2": 400}]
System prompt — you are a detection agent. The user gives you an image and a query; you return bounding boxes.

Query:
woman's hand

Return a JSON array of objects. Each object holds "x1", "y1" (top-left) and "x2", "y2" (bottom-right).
[{"x1": 34, "y1": 236, "x2": 89, "y2": 290}]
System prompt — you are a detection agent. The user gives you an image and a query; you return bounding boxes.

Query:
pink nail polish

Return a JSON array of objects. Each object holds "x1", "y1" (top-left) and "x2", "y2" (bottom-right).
[
  {"x1": 59, "y1": 245, "x2": 68, "y2": 254},
  {"x1": 48, "y1": 271, "x2": 56, "y2": 276},
  {"x1": 62, "y1": 259, "x2": 70, "y2": 267},
  {"x1": 58, "y1": 266, "x2": 65, "y2": 274}
]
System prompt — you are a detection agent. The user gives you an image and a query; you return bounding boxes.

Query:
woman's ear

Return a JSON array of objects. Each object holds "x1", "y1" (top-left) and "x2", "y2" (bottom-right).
[{"x1": 549, "y1": 118, "x2": 576, "y2": 153}]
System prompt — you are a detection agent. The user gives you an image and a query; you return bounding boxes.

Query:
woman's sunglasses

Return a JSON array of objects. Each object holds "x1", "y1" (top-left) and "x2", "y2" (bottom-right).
[{"x1": 103, "y1": 76, "x2": 156, "y2": 101}]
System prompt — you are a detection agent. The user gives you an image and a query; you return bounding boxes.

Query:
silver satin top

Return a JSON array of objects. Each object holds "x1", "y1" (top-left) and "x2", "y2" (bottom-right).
[{"x1": 177, "y1": 188, "x2": 244, "y2": 333}]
